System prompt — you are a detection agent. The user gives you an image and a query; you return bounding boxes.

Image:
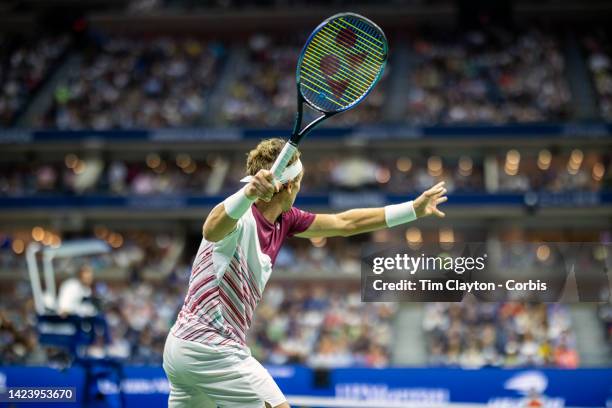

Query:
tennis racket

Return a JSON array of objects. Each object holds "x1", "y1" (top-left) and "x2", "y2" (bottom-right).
[{"x1": 270, "y1": 12, "x2": 388, "y2": 180}]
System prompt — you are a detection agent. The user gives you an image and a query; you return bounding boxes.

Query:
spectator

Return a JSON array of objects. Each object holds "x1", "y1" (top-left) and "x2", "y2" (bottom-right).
[{"x1": 57, "y1": 265, "x2": 97, "y2": 316}]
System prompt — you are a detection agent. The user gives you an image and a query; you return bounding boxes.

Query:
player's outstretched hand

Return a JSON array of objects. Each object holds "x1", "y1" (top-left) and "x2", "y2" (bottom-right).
[
  {"x1": 413, "y1": 181, "x2": 448, "y2": 218},
  {"x1": 244, "y1": 169, "x2": 282, "y2": 202}
]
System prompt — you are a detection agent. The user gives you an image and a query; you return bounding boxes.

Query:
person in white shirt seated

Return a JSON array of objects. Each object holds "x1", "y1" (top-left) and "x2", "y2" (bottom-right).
[{"x1": 57, "y1": 265, "x2": 97, "y2": 317}]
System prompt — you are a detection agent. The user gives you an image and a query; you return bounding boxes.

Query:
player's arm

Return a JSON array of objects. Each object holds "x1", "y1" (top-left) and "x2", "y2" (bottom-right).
[
  {"x1": 295, "y1": 181, "x2": 447, "y2": 238},
  {"x1": 203, "y1": 170, "x2": 280, "y2": 242}
]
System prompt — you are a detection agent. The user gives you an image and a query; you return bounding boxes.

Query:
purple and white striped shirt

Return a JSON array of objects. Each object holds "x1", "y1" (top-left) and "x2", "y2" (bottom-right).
[{"x1": 171, "y1": 205, "x2": 315, "y2": 349}]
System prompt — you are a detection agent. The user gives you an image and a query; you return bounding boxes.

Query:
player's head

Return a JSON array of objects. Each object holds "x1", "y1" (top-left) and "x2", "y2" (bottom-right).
[{"x1": 246, "y1": 138, "x2": 303, "y2": 212}]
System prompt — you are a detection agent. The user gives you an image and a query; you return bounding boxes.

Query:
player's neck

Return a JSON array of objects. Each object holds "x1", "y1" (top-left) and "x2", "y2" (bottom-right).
[{"x1": 254, "y1": 201, "x2": 284, "y2": 224}]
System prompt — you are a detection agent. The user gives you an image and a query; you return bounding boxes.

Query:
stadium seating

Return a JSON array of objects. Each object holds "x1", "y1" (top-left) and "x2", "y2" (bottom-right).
[{"x1": 0, "y1": 35, "x2": 69, "y2": 126}]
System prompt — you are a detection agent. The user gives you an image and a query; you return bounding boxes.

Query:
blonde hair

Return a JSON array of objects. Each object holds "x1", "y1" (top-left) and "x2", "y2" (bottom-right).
[{"x1": 246, "y1": 138, "x2": 300, "y2": 176}]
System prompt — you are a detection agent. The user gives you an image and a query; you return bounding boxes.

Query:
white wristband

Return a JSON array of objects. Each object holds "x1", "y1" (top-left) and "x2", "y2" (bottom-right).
[
  {"x1": 223, "y1": 187, "x2": 255, "y2": 220},
  {"x1": 384, "y1": 201, "x2": 417, "y2": 227}
]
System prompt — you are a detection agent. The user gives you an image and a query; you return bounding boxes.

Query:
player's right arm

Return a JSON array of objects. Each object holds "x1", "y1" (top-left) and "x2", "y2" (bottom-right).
[{"x1": 203, "y1": 169, "x2": 280, "y2": 242}]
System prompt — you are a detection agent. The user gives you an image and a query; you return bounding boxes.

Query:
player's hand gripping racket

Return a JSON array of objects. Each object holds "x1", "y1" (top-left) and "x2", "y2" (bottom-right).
[{"x1": 270, "y1": 12, "x2": 388, "y2": 180}]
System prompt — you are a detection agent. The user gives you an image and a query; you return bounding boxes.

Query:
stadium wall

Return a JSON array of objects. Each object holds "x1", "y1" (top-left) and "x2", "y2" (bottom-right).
[{"x1": 0, "y1": 365, "x2": 610, "y2": 407}]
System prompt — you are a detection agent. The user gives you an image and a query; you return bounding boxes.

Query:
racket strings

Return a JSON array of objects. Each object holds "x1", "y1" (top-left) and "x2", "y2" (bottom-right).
[
  {"x1": 300, "y1": 64, "x2": 359, "y2": 107},
  {"x1": 298, "y1": 13, "x2": 387, "y2": 112},
  {"x1": 326, "y1": 26, "x2": 383, "y2": 63},
  {"x1": 307, "y1": 31, "x2": 381, "y2": 81},
  {"x1": 300, "y1": 61, "x2": 366, "y2": 102},
  {"x1": 337, "y1": 18, "x2": 385, "y2": 47},
  {"x1": 316, "y1": 44, "x2": 381, "y2": 84},
  {"x1": 302, "y1": 48, "x2": 371, "y2": 91},
  {"x1": 302, "y1": 42, "x2": 379, "y2": 92},
  {"x1": 301, "y1": 41, "x2": 383, "y2": 106},
  {"x1": 311, "y1": 21, "x2": 384, "y2": 82},
  {"x1": 330, "y1": 20, "x2": 385, "y2": 57},
  {"x1": 300, "y1": 82, "x2": 344, "y2": 108}
]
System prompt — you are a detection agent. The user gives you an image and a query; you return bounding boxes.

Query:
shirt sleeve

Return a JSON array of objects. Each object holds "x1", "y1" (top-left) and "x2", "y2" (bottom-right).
[
  {"x1": 211, "y1": 218, "x2": 243, "y2": 257},
  {"x1": 286, "y1": 207, "x2": 316, "y2": 237}
]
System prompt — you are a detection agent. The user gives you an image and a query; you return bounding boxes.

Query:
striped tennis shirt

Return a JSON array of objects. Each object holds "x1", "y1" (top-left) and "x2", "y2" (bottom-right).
[{"x1": 171, "y1": 205, "x2": 315, "y2": 350}]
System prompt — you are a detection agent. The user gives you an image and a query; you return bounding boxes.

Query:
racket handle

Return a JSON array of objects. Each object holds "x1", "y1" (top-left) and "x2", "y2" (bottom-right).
[{"x1": 270, "y1": 142, "x2": 298, "y2": 180}]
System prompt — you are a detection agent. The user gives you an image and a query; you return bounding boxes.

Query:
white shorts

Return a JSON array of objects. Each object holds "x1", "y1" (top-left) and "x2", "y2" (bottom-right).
[{"x1": 163, "y1": 333, "x2": 286, "y2": 408}]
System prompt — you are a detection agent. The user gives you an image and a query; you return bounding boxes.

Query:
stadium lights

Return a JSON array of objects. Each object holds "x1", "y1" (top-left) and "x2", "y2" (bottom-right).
[
  {"x1": 12, "y1": 239, "x2": 25, "y2": 254},
  {"x1": 592, "y1": 162, "x2": 605, "y2": 181},
  {"x1": 176, "y1": 153, "x2": 192, "y2": 169},
  {"x1": 31, "y1": 227, "x2": 62, "y2": 248},
  {"x1": 32, "y1": 226, "x2": 45, "y2": 242},
  {"x1": 108, "y1": 232, "x2": 124, "y2": 249},
  {"x1": 439, "y1": 228, "x2": 455, "y2": 250},
  {"x1": 536, "y1": 244, "x2": 551, "y2": 262},
  {"x1": 567, "y1": 149, "x2": 583, "y2": 175},
  {"x1": 153, "y1": 160, "x2": 167, "y2": 174},
  {"x1": 396, "y1": 157, "x2": 412, "y2": 173},
  {"x1": 405, "y1": 227, "x2": 422, "y2": 250},
  {"x1": 458, "y1": 156, "x2": 473, "y2": 176},
  {"x1": 427, "y1": 156, "x2": 443, "y2": 177},
  {"x1": 537, "y1": 149, "x2": 552, "y2": 170},
  {"x1": 64, "y1": 153, "x2": 78, "y2": 169},
  {"x1": 372, "y1": 229, "x2": 390, "y2": 243},
  {"x1": 505, "y1": 149, "x2": 520, "y2": 176},
  {"x1": 50, "y1": 235, "x2": 61, "y2": 249},
  {"x1": 42, "y1": 231, "x2": 54, "y2": 246},
  {"x1": 310, "y1": 237, "x2": 326, "y2": 247},
  {"x1": 146, "y1": 153, "x2": 161, "y2": 169},
  {"x1": 183, "y1": 161, "x2": 197, "y2": 174},
  {"x1": 94, "y1": 225, "x2": 109, "y2": 240},
  {"x1": 94, "y1": 226, "x2": 123, "y2": 248},
  {"x1": 376, "y1": 167, "x2": 391, "y2": 184},
  {"x1": 73, "y1": 160, "x2": 87, "y2": 175}
]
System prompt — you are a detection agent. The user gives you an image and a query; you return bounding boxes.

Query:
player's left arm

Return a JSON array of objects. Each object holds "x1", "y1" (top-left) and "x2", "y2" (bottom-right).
[{"x1": 295, "y1": 182, "x2": 447, "y2": 238}]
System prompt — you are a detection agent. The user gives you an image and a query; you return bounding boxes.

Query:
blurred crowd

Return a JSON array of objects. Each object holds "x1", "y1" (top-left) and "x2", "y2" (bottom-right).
[
  {"x1": 598, "y1": 303, "x2": 612, "y2": 346},
  {"x1": 0, "y1": 278, "x2": 395, "y2": 368},
  {"x1": 495, "y1": 150, "x2": 609, "y2": 192},
  {"x1": 0, "y1": 150, "x2": 608, "y2": 197},
  {"x1": 406, "y1": 28, "x2": 571, "y2": 124},
  {"x1": 220, "y1": 34, "x2": 387, "y2": 127},
  {"x1": 0, "y1": 156, "x2": 213, "y2": 196},
  {"x1": 8, "y1": 25, "x2": 612, "y2": 129},
  {"x1": 423, "y1": 299, "x2": 580, "y2": 368},
  {"x1": 37, "y1": 37, "x2": 225, "y2": 130},
  {"x1": 0, "y1": 229, "x2": 185, "y2": 280},
  {"x1": 1, "y1": 226, "x2": 607, "y2": 367},
  {"x1": 0, "y1": 280, "x2": 41, "y2": 365},
  {"x1": 220, "y1": 35, "x2": 299, "y2": 127},
  {"x1": 584, "y1": 30, "x2": 612, "y2": 120},
  {"x1": 0, "y1": 278, "x2": 185, "y2": 365},
  {"x1": 0, "y1": 35, "x2": 69, "y2": 127},
  {"x1": 1, "y1": 275, "x2": 588, "y2": 368},
  {"x1": 2, "y1": 227, "x2": 607, "y2": 280},
  {"x1": 249, "y1": 284, "x2": 396, "y2": 367},
  {"x1": 0, "y1": 228, "x2": 364, "y2": 280}
]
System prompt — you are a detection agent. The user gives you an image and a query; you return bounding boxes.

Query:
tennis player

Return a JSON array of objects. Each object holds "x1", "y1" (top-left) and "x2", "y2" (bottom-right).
[{"x1": 163, "y1": 138, "x2": 447, "y2": 408}]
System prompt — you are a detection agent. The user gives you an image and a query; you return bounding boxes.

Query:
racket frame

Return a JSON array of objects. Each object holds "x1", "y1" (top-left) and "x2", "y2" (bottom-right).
[{"x1": 270, "y1": 12, "x2": 388, "y2": 180}]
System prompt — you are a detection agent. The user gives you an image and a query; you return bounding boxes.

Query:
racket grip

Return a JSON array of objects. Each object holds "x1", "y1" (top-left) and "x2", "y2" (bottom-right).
[{"x1": 270, "y1": 142, "x2": 298, "y2": 180}]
